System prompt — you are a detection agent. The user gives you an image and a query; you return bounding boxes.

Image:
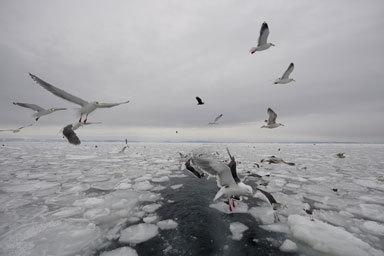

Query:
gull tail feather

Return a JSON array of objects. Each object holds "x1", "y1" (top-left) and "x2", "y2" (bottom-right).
[{"x1": 214, "y1": 187, "x2": 226, "y2": 201}]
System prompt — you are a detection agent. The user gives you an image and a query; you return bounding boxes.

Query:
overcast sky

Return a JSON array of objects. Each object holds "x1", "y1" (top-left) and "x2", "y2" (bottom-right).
[{"x1": 1, "y1": 0, "x2": 383, "y2": 142}]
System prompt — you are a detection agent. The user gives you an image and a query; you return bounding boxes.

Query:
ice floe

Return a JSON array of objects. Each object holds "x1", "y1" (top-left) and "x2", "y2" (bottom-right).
[
  {"x1": 119, "y1": 223, "x2": 159, "y2": 244},
  {"x1": 100, "y1": 246, "x2": 138, "y2": 256},
  {"x1": 279, "y1": 239, "x2": 298, "y2": 252},
  {"x1": 229, "y1": 222, "x2": 249, "y2": 241},
  {"x1": 157, "y1": 219, "x2": 178, "y2": 230},
  {"x1": 287, "y1": 215, "x2": 384, "y2": 256}
]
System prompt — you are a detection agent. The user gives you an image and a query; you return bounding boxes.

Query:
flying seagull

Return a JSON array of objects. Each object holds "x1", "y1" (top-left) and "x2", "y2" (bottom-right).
[
  {"x1": 13, "y1": 102, "x2": 66, "y2": 121},
  {"x1": 185, "y1": 148, "x2": 283, "y2": 217},
  {"x1": 261, "y1": 108, "x2": 284, "y2": 129},
  {"x1": 274, "y1": 63, "x2": 295, "y2": 84},
  {"x1": 62, "y1": 124, "x2": 81, "y2": 145},
  {"x1": 250, "y1": 22, "x2": 275, "y2": 54},
  {"x1": 196, "y1": 96, "x2": 204, "y2": 105},
  {"x1": 0, "y1": 123, "x2": 33, "y2": 133},
  {"x1": 208, "y1": 114, "x2": 223, "y2": 125},
  {"x1": 185, "y1": 148, "x2": 254, "y2": 212},
  {"x1": 29, "y1": 73, "x2": 130, "y2": 123}
]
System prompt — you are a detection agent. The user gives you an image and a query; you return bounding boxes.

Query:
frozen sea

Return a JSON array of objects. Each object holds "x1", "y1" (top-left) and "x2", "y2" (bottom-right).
[{"x1": 0, "y1": 142, "x2": 384, "y2": 256}]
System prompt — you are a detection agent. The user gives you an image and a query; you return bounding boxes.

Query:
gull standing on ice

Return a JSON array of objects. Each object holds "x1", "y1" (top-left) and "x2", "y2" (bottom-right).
[
  {"x1": 274, "y1": 63, "x2": 295, "y2": 84},
  {"x1": 0, "y1": 123, "x2": 33, "y2": 133},
  {"x1": 208, "y1": 114, "x2": 223, "y2": 125},
  {"x1": 29, "y1": 73, "x2": 130, "y2": 123},
  {"x1": 250, "y1": 22, "x2": 275, "y2": 54},
  {"x1": 261, "y1": 108, "x2": 284, "y2": 129},
  {"x1": 13, "y1": 102, "x2": 66, "y2": 121}
]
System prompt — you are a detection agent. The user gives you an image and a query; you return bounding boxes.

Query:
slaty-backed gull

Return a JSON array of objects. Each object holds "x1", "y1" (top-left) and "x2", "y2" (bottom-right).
[
  {"x1": 13, "y1": 102, "x2": 66, "y2": 121},
  {"x1": 261, "y1": 108, "x2": 284, "y2": 129},
  {"x1": 208, "y1": 114, "x2": 223, "y2": 125},
  {"x1": 29, "y1": 73, "x2": 129, "y2": 123},
  {"x1": 250, "y1": 22, "x2": 275, "y2": 54},
  {"x1": 274, "y1": 63, "x2": 295, "y2": 84}
]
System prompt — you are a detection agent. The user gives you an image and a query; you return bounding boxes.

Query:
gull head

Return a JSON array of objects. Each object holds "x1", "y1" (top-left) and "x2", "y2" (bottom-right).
[
  {"x1": 239, "y1": 182, "x2": 253, "y2": 197},
  {"x1": 91, "y1": 101, "x2": 101, "y2": 107}
]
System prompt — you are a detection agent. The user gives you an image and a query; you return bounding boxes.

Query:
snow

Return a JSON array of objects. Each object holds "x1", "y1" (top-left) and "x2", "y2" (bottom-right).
[
  {"x1": 287, "y1": 215, "x2": 384, "y2": 256},
  {"x1": 157, "y1": 219, "x2": 178, "y2": 230},
  {"x1": 100, "y1": 247, "x2": 138, "y2": 256},
  {"x1": 119, "y1": 223, "x2": 159, "y2": 244},
  {"x1": 229, "y1": 222, "x2": 249, "y2": 240},
  {"x1": 279, "y1": 239, "x2": 298, "y2": 252}
]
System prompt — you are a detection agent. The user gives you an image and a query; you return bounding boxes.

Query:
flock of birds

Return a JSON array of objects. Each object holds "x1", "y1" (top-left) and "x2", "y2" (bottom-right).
[
  {"x1": 194, "y1": 22, "x2": 293, "y2": 129},
  {"x1": 182, "y1": 22, "x2": 299, "y2": 215},
  {"x1": 2, "y1": 22, "x2": 298, "y2": 218},
  {"x1": 1, "y1": 73, "x2": 130, "y2": 144}
]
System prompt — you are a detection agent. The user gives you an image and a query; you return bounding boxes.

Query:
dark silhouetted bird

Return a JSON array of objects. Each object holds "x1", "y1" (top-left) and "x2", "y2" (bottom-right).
[{"x1": 195, "y1": 97, "x2": 204, "y2": 105}]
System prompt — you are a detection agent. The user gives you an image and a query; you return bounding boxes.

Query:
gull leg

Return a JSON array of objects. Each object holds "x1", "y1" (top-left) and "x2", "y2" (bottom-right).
[
  {"x1": 232, "y1": 200, "x2": 236, "y2": 208},
  {"x1": 79, "y1": 114, "x2": 83, "y2": 123},
  {"x1": 273, "y1": 212, "x2": 280, "y2": 223},
  {"x1": 228, "y1": 198, "x2": 232, "y2": 212},
  {"x1": 35, "y1": 117, "x2": 39, "y2": 121},
  {"x1": 83, "y1": 114, "x2": 88, "y2": 124}
]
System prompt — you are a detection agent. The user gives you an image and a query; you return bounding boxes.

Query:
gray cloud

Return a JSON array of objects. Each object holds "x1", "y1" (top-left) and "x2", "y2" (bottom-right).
[{"x1": 1, "y1": 0, "x2": 383, "y2": 142}]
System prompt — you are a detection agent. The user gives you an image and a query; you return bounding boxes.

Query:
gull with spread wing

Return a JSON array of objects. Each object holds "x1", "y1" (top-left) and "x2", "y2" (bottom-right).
[
  {"x1": 274, "y1": 63, "x2": 295, "y2": 84},
  {"x1": 250, "y1": 22, "x2": 275, "y2": 54},
  {"x1": 13, "y1": 102, "x2": 66, "y2": 121},
  {"x1": 0, "y1": 123, "x2": 33, "y2": 133},
  {"x1": 208, "y1": 114, "x2": 223, "y2": 125},
  {"x1": 261, "y1": 108, "x2": 284, "y2": 129},
  {"x1": 29, "y1": 73, "x2": 129, "y2": 123}
]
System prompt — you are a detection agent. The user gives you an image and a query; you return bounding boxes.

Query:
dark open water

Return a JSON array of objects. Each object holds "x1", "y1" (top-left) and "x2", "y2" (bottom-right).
[{"x1": 96, "y1": 173, "x2": 297, "y2": 256}]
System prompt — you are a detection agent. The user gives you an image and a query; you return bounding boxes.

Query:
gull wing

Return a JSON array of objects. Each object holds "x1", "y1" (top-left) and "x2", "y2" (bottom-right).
[
  {"x1": 97, "y1": 100, "x2": 130, "y2": 108},
  {"x1": 281, "y1": 63, "x2": 294, "y2": 79},
  {"x1": 62, "y1": 124, "x2": 81, "y2": 145},
  {"x1": 214, "y1": 114, "x2": 223, "y2": 123},
  {"x1": 258, "y1": 22, "x2": 270, "y2": 46},
  {"x1": 17, "y1": 123, "x2": 33, "y2": 130},
  {"x1": 185, "y1": 159, "x2": 203, "y2": 178},
  {"x1": 191, "y1": 155, "x2": 236, "y2": 187},
  {"x1": 267, "y1": 108, "x2": 277, "y2": 125},
  {"x1": 257, "y1": 188, "x2": 277, "y2": 205},
  {"x1": 13, "y1": 102, "x2": 45, "y2": 112},
  {"x1": 226, "y1": 148, "x2": 240, "y2": 183},
  {"x1": 0, "y1": 129, "x2": 13, "y2": 132},
  {"x1": 29, "y1": 73, "x2": 88, "y2": 107},
  {"x1": 196, "y1": 96, "x2": 204, "y2": 104}
]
